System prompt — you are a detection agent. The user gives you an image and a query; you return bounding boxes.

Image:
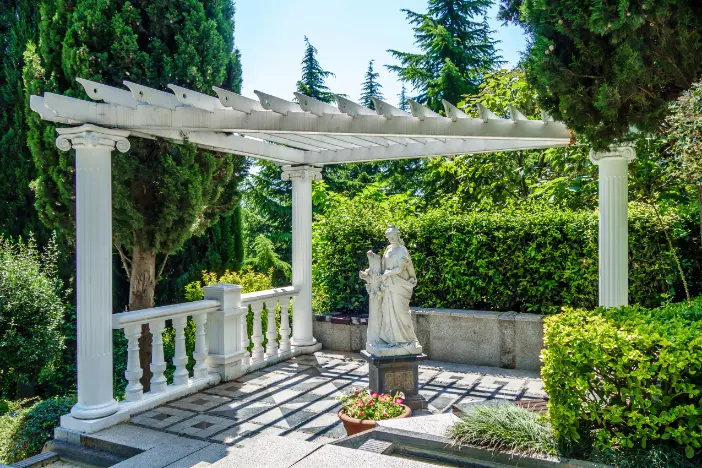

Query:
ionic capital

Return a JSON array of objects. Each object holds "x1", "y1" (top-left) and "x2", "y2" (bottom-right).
[
  {"x1": 55, "y1": 124, "x2": 131, "y2": 153},
  {"x1": 589, "y1": 145, "x2": 636, "y2": 165},
  {"x1": 281, "y1": 165, "x2": 323, "y2": 182}
]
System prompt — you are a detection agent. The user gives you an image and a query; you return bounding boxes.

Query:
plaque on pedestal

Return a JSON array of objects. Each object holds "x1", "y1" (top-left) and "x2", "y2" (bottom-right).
[{"x1": 362, "y1": 350, "x2": 428, "y2": 410}]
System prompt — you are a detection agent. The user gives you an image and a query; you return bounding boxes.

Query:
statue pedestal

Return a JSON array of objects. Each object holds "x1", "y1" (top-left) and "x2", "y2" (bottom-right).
[{"x1": 361, "y1": 351, "x2": 428, "y2": 410}]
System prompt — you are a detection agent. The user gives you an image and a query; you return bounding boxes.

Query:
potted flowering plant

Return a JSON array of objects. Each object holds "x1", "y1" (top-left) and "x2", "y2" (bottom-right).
[{"x1": 336, "y1": 388, "x2": 412, "y2": 435}]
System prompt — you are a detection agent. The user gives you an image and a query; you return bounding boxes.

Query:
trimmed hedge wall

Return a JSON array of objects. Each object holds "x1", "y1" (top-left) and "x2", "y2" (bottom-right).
[
  {"x1": 542, "y1": 300, "x2": 702, "y2": 457},
  {"x1": 312, "y1": 199, "x2": 700, "y2": 315}
]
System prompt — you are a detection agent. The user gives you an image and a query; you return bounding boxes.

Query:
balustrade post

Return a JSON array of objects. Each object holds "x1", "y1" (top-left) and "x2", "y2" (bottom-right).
[
  {"x1": 172, "y1": 316, "x2": 189, "y2": 386},
  {"x1": 192, "y1": 313, "x2": 209, "y2": 379},
  {"x1": 279, "y1": 300, "x2": 292, "y2": 354},
  {"x1": 203, "y1": 283, "x2": 247, "y2": 381},
  {"x1": 241, "y1": 309, "x2": 251, "y2": 367},
  {"x1": 251, "y1": 303, "x2": 265, "y2": 362},
  {"x1": 56, "y1": 125, "x2": 128, "y2": 420},
  {"x1": 149, "y1": 319, "x2": 167, "y2": 393},
  {"x1": 265, "y1": 304, "x2": 278, "y2": 357},
  {"x1": 123, "y1": 324, "x2": 143, "y2": 401}
]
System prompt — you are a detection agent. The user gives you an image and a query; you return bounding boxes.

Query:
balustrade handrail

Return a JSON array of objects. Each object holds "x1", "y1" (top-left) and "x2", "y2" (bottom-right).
[
  {"x1": 241, "y1": 286, "x2": 299, "y2": 305},
  {"x1": 111, "y1": 300, "x2": 220, "y2": 329}
]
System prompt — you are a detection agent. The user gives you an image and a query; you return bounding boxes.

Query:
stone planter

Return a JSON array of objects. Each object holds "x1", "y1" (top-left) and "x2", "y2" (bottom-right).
[{"x1": 338, "y1": 405, "x2": 412, "y2": 436}]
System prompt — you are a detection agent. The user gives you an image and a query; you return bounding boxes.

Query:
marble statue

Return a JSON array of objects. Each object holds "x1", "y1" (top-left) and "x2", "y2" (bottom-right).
[{"x1": 360, "y1": 226, "x2": 422, "y2": 357}]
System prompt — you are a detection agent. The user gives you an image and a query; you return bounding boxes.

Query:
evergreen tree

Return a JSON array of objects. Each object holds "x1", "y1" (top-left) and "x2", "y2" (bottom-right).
[
  {"x1": 296, "y1": 36, "x2": 335, "y2": 103},
  {"x1": 24, "y1": 0, "x2": 247, "y2": 390},
  {"x1": 0, "y1": 1, "x2": 44, "y2": 240},
  {"x1": 398, "y1": 83, "x2": 410, "y2": 111},
  {"x1": 501, "y1": 0, "x2": 702, "y2": 147},
  {"x1": 388, "y1": 0, "x2": 503, "y2": 112},
  {"x1": 359, "y1": 60, "x2": 383, "y2": 110}
]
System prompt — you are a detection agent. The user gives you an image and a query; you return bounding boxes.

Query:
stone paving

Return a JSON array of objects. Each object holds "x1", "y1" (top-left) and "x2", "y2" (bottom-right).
[{"x1": 127, "y1": 351, "x2": 546, "y2": 447}]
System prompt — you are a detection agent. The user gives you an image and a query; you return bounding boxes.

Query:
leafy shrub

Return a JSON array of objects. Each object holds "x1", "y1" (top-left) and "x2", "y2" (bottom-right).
[
  {"x1": 448, "y1": 403, "x2": 558, "y2": 457},
  {"x1": 0, "y1": 236, "x2": 67, "y2": 397},
  {"x1": 337, "y1": 388, "x2": 406, "y2": 421},
  {"x1": 0, "y1": 396, "x2": 74, "y2": 464},
  {"x1": 313, "y1": 194, "x2": 700, "y2": 315},
  {"x1": 542, "y1": 299, "x2": 702, "y2": 458}
]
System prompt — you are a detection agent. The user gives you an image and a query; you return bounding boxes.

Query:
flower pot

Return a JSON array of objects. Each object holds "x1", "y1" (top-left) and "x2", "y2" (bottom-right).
[{"x1": 338, "y1": 404, "x2": 412, "y2": 436}]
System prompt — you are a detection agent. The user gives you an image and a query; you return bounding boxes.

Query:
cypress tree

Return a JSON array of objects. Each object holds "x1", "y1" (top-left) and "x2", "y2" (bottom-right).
[
  {"x1": 24, "y1": 0, "x2": 246, "y2": 390},
  {"x1": 359, "y1": 60, "x2": 383, "y2": 110},
  {"x1": 388, "y1": 0, "x2": 503, "y2": 112},
  {"x1": 296, "y1": 36, "x2": 335, "y2": 103},
  {"x1": 398, "y1": 83, "x2": 410, "y2": 111}
]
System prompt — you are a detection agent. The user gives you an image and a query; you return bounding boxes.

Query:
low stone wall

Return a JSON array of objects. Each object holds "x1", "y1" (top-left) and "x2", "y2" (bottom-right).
[{"x1": 313, "y1": 308, "x2": 544, "y2": 371}]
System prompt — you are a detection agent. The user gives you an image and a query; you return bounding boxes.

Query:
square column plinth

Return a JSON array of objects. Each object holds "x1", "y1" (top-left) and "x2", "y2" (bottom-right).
[{"x1": 361, "y1": 351, "x2": 428, "y2": 410}]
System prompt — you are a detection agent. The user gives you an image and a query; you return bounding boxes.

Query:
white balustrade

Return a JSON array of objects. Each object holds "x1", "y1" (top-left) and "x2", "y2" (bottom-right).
[{"x1": 110, "y1": 285, "x2": 299, "y2": 407}]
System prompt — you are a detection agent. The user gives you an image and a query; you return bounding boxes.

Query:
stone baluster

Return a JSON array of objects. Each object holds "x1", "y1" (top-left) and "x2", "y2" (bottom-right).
[
  {"x1": 241, "y1": 308, "x2": 251, "y2": 367},
  {"x1": 172, "y1": 316, "x2": 189, "y2": 385},
  {"x1": 192, "y1": 313, "x2": 209, "y2": 379},
  {"x1": 265, "y1": 302, "x2": 279, "y2": 357},
  {"x1": 123, "y1": 324, "x2": 143, "y2": 401},
  {"x1": 149, "y1": 319, "x2": 167, "y2": 393},
  {"x1": 251, "y1": 302, "x2": 265, "y2": 362},
  {"x1": 278, "y1": 300, "x2": 291, "y2": 354}
]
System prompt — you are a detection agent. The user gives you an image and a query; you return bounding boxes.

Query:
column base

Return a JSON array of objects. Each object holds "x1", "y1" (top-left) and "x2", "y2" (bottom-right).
[
  {"x1": 62, "y1": 406, "x2": 129, "y2": 434},
  {"x1": 291, "y1": 336, "x2": 317, "y2": 347},
  {"x1": 70, "y1": 398, "x2": 120, "y2": 420},
  {"x1": 362, "y1": 351, "x2": 428, "y2": 410}
]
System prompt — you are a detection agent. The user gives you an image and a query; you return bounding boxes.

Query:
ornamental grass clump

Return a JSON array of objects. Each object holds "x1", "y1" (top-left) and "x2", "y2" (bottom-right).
[
  {"x1": 448, "y1": 403, "x2": 558, "y2": 457},
  {"x1": 337, "y1": 388, "x2": 406, "y2": 421}
]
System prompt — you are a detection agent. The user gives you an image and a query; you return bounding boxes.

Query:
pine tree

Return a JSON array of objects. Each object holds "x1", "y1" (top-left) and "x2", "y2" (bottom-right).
[
  {"x1": 24, "y1": 0, "x2": 247, "y2": 390},
  {"x1": 398, "y1": 83, "x2": 410, "y2": 111},
  {"x1": 359, "y1": 60, "x2": 384, "y2": 110},
  {"x1": 296, "y1": 36, "x2": 335, "y2": 103},
  {"x1": 388, "y1": 0, "x2": 503, "y2": 112},
  {"x1": 502, "y1": 0, "x2": 702, "y2": 147},
  {"x1": 0, "y1": 1, "x2": 44, "y2": 240}
]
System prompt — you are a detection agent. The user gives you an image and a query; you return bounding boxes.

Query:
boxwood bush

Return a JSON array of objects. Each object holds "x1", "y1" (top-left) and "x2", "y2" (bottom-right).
[
  {"x1": 542, "y1": 299, "x2": 702, "y2": 458},
  {"x1": 313, "y1": 196, "x2": 700, "y2": 315}
]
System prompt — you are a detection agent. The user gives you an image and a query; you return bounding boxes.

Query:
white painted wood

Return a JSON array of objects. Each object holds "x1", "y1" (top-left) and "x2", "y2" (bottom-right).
[
  {"x1": 294, "y1": 92, "x2": 341, "y2": 116},
  {"x1": 254, "y1": 90, "x2": 303, "y2": 115},
  {"x1": 508, "y1": 105, "x2": 529, "y2": 123},
  {"x1": 250, "y1": 302, "x2": 265, "y2": 362},
  {"x1": 265, "y1": 304, "x2": 278, "y2": 357},
  {"x1": 590, "y1": 146, "x2": 636, "y2": 307},
  {"x1": 123, "y1": 324, "x2": 143, "y2": 402},
  {"x1": 408, "y1": 98, "x2": 443, "y2": 120},
  {"x1": 442, "y1": 100, "x2": 473, "y2": 122},
  {"x1": 76, "y1": 78, "x2": 138, "y2": 108},
  {"x1": 477, "y1": 103, "x2": 500, "y2": 122},
  {"x1": 168, "y1": 84, "x2": 226, "y2": 112},
  {"x1": 123, "y1": 80, "x2": 181, "y2": 109},
  {"x1": 282, "y1": 166, "x2": 322, "y2": 346},
  {"x1": 192, "y1": 312, "x2": 209, "y2": 379},
  {"x1": 213, "y1": 87, "x2": 265, "y2": 113},
  {"x1": 172, "y1": 316, "x2": 189, "y2": 386},
  {"x1": 371, "y1": 97, "x2": 413, "y2": 119},
  {"x1": 279, "y1": 301, "x2": 291, "y2": 354},
  {"x1": 335, "y1": 95, "x2": 377, "y2": 117},
  {"x1": 56, "y1": 125, "x2": 127, "y2": 420},
  {"x1": 149, "y1": 319, "x2": 168, "y2": 393}
]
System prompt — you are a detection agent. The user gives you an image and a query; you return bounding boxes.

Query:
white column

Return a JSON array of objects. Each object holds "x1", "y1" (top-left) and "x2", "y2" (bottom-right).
[
  {"x1": 282, "y1": 165, "x2": 322, "y2": 346},
  {"x1": 590, "y1": 146, "x2": 636, "y2": 307},
  {"x1": 55, "y1": 124, "x2": 130, "y2": 420}
]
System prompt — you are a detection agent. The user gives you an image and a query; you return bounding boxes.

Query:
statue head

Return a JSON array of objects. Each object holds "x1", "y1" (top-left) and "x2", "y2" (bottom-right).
[{"x1": 385, "y1": 225, "x2": 404, "y2": 246}]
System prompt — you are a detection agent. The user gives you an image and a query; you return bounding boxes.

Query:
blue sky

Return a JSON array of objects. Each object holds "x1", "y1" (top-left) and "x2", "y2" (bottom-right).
[{"x1": 235, "y1": 1, "x2": 528, "y2": 106}]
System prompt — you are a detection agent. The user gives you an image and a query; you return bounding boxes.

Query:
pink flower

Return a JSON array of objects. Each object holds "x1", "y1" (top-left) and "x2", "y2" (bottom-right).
[
  {"x1": 371, "y1": 392, "x2": 379, "y2": 398},
  {"x1": 394, "y1": 398, "x2": 404, "y2": 405}
]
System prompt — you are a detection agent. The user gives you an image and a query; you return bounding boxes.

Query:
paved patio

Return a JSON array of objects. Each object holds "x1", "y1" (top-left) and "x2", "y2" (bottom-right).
[{"x1": 126, "y1": 351, "x2": 546, "y2": 448}]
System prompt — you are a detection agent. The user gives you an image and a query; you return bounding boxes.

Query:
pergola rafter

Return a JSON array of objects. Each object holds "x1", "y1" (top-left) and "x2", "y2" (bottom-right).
[{"x1": 30, "y1": 78, "x2": 572, "y2": 166}]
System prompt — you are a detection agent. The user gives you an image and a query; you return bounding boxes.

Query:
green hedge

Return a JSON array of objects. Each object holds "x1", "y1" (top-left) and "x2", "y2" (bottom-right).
[
  {"x1": 0, "y1": 396, "x2": 75, "y2": 464},
  {"x1": 542, "y1": 300, "x2": 702, "y2": 458},
  {"x1": 313, "y1": 198, "x2": 700, "y2": 315}
]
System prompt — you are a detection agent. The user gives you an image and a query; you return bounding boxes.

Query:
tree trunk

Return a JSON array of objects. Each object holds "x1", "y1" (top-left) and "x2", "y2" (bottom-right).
[{"x1": 129, "y1": 246, "x2": 157, "y2": 392}]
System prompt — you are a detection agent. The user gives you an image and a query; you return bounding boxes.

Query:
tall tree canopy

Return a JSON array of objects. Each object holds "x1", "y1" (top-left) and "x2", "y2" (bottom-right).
[
  {"x1": 0, "y1": 1, "x2": 43, "y2": 240},
  {"x1": 24, "y1": 0, "x2": 246, "y2": 389},
  {"x1": 359, "y1": 60, "x2": 383, "y2": 110},
  {"x1": 388, "y1": 0, "x2": 502, "y2": 112},
  {"x1": 296, "y1": 36, "x2": 335, "y2": 103},
  {"x1": 500, "y1": 0, "x2": 702, "y2": 147}
]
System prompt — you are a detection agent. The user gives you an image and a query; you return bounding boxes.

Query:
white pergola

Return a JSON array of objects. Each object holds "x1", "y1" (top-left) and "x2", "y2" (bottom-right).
[{"x1": 31, "y1": 78, "x2": 633, "y2": 427}]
